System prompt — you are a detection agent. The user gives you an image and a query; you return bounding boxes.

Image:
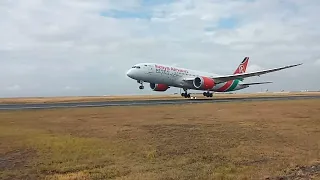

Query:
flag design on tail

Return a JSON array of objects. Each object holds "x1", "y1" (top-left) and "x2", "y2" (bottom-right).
[
  {"x1": 216, "y1": 57, "x2": 249, "y2": 92},
  {"x1": 233, "y1": 57, "x2": 249, "y2": 74}
]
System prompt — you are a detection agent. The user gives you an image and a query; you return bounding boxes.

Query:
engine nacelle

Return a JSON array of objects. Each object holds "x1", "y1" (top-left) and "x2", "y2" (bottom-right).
[
  {"x1": 150, "y1": 83, "x2": 170, "y2": 91},
  {"x1": 193, "y1": 76, "x2": 215, "y2": 90}
]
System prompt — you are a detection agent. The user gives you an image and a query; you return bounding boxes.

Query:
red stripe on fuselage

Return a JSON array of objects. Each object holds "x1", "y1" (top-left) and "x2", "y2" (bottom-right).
[{"x1": 217, "y1": 80, "x2": 233, "y2": 92}]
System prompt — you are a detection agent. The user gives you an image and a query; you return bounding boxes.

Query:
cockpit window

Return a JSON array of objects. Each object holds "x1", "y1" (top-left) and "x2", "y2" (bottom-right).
[{"x1": 132, "y1": 66, "x2": 141, "y2": 69}]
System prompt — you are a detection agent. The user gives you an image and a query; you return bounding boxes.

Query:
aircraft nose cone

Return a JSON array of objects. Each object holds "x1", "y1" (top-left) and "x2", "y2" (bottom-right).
[{"x1": 126, "y1": 69, "x2": 133, "y2": 78}]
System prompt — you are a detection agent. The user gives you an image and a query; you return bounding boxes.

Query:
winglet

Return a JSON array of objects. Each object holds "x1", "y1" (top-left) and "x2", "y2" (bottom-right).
[{"x1": 234, "y1": 57, "x2": 249, "y2": 74}]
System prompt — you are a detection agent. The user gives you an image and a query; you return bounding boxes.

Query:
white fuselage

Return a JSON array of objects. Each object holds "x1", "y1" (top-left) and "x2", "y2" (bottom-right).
[{"x1": 126, "y1": 63, "x2": 248, "y2": 92}]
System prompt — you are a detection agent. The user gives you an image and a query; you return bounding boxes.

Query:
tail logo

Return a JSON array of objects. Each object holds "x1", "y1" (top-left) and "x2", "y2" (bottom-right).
[
  {"x1": 231, "y1": 56, "x2": 249, "y2": 81},
  {"x1": 238, "y1": 64, "x2": 245, "y2": 73},
  {"x1": 234, "y1": 57, "x2": 249, "y2": 75}
]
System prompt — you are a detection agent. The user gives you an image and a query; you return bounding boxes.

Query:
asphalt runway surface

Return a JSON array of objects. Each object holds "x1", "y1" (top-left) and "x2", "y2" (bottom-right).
[{"x1": 0, "y1": 95, "x2": 319, "y2": 111}]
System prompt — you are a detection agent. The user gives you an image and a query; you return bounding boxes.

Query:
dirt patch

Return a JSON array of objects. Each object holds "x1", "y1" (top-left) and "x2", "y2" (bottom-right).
[
  {"x1": 265, "y1": 163, "x2": 320, "y2": 179},
  {"x1": 0, "y1": 148, "x2": 36, "y2": 170}
]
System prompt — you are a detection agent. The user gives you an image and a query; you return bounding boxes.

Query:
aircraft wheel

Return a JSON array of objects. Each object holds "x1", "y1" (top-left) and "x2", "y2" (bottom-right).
[
  {"x1": 139, "y1": 85, "x2": 144, "y2": 89},
  {"x1": 203, "y1": 92, "x2": 212, "y2": 97}
]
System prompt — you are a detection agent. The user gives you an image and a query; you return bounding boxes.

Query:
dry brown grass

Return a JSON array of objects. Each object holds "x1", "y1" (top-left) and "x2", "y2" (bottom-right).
[
  {"x1": 1, "y1": 99, "x2": 320, "y2": 180},
  {"x1": 0, "y1": 91, "x2": 319, "y2": 104}
]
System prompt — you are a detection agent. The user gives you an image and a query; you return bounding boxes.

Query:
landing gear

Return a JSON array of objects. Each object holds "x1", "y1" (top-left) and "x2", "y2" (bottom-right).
[
  {"x1": 181, "y1": 88, "x2": 191, "y2": 98},
  {"x1": 203, "y1": 91, "x2": 213, "y2": 97},
  {"x1": 137, "y1": 80, "x2": 144, "y2": 90},
  {"x1": 181, "y1": 93, "x2": 191, "y2": 98}
]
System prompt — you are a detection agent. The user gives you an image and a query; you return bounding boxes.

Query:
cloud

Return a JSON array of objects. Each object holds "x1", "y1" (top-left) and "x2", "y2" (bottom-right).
[
  {"x1": 5, "y1": 85, "x2": 21, "y2": 91},
  {"x1": 0, "y1": 0, "x2": 319, "y2": 97},
  {"x1": 64, "y1": 86, "x2": 80, "y2": 91},
  {"x1": 247, "y1": 64, "x2": 263, "y2": 73}
]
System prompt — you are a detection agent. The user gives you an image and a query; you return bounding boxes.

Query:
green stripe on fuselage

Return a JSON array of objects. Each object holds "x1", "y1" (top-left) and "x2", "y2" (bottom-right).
[{"x1": 226, "y1": 79, "x2": 240, "y2": 91}]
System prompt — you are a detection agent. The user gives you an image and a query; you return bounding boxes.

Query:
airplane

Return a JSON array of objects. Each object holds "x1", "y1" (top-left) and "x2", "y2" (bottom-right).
[{"x1": 126, "y1": 57, "x2": 302, "y2": 98}]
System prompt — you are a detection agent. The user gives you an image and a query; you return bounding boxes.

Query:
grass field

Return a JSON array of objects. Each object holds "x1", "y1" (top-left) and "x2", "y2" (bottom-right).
[
  {"x1": 0, "y1": 91, "x2": 319, "y2": 104},
  {"x1": 1, "y1": 99, "x2": 320, "y2": 179}
]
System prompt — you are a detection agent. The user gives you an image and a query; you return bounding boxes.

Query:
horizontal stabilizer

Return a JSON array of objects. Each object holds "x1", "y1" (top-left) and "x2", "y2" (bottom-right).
[{"x1": 241, "y1": 81, "x2": 272, "y2": 86}]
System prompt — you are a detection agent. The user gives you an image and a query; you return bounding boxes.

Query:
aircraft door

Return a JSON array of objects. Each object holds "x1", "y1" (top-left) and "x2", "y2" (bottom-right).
[{"x1": 147, "y1": 65, "x2": 153, "y2": 74}]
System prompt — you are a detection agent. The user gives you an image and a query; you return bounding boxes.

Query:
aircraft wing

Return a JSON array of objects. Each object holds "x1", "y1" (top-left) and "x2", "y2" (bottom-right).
[
  {"x1": 211, "y1": 63, "x2": 302, "y2": 83},
  {"x1": 241, "y1": 81, "x2": 272, "y2": 86}
]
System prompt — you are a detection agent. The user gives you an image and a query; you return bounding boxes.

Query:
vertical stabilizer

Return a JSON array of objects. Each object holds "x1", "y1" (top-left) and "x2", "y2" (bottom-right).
[{"x1": 234, "y1": 57, "x2": 249, "y2": 74}]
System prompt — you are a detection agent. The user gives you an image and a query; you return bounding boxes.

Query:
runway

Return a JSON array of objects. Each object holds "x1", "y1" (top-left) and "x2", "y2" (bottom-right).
[{"x1": 0, "y1": 95, "x2": 319, "y2": 110}]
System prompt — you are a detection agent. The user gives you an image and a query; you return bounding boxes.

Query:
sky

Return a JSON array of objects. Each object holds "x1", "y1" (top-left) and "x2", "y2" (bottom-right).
[{"x1": 1, "y1": 0, "x2": 320, "y2": 97}]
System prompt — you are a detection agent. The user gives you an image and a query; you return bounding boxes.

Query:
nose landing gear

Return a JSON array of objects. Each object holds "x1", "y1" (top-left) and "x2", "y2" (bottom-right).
[{"x1": 137, "y1": 80, "x2": 144, "y2": 89}]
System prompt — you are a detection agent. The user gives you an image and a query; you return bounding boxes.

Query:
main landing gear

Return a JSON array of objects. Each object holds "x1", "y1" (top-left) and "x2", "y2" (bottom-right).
[
  {"x1": 181, "y1": 89, "x2": 191, "y2": 98},
  {"x1": 203, "y1": 91, "x2": 213, "y2": 97},
  {"x1": 137, "y1": 80, "x2": 144, "y2": 89}
]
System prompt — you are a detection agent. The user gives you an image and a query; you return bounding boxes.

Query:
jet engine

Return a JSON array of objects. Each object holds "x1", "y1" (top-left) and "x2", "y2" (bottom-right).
[
  {"x1": 150, "y1": 83, "x2": 170, "y2": 91},
  {"x1": 193, "y1": 76, "x2": 215, "y2": 90}
]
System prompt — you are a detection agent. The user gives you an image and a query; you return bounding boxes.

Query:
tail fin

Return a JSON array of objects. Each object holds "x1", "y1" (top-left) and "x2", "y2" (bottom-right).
[{"x1": 233, "y1": 57, "x2": 249, "y2": 74}]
